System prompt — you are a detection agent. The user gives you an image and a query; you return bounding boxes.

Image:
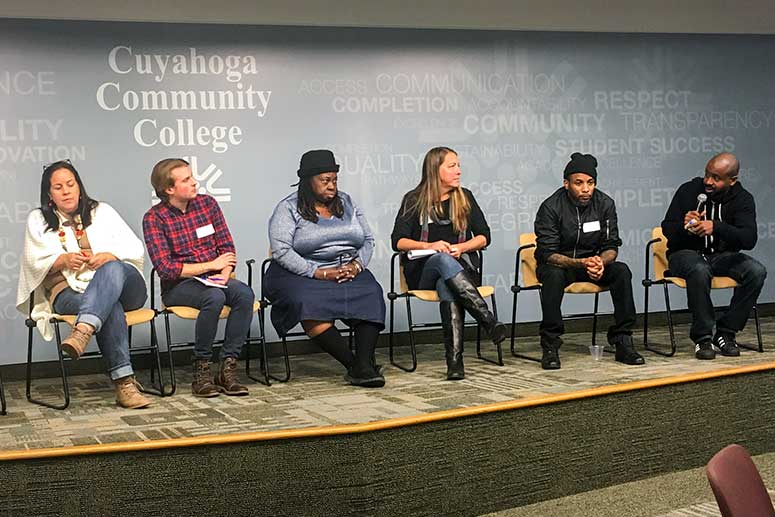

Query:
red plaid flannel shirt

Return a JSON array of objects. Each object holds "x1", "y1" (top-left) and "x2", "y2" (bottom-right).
[{"x1": 142, "y1": 194, "x2": 236, "y2": 292}]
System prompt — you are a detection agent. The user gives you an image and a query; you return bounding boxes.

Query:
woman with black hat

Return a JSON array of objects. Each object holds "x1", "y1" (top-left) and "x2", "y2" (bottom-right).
[
  {"x1": 263, "y1": 149, "x2": 386, "y2": 387},
  {"x1": 391, "y1": 146, "x2": 506, "y2": 381}
]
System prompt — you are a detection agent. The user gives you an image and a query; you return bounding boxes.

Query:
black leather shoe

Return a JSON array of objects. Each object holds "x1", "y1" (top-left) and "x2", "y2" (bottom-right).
[
  {"x1": 344, "y1": 365, "x2": 385, "y2": 388},
  {"x1": 713, "y1": 332, "x2": 740, "y2": 357},
  {"x1": 612, "y1": 335, "x2": 645, "y2": 365},
  {"x1": 695, "y1": 339, "x2": 716, "y2": 360},
  {"x1": 615, "y1": 346, "x2": 645, "y2": 365},
  {"x1": 541, "y1": 348, "x2": 561, "y2": 370}
]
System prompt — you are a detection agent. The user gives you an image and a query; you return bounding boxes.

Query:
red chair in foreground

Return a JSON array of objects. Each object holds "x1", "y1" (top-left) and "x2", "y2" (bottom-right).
[{"x1": 706, "y1": 444, "x2": 775, "y2": 517}]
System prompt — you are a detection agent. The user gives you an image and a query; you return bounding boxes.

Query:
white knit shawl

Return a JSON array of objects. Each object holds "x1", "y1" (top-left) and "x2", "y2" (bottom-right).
[{"x1": 16, "y1": 203, "x2": 145, "y2": 340}]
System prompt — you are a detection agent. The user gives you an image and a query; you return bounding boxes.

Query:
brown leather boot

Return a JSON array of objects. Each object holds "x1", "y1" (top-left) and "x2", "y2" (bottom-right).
[
  {"x1": 192, "y1": 359, "x2": 222, "y2": 397},
  {"x1": 113, "y1": 376, "x2": 151, "y2": 409},
  {"x1": 214, "y1": 357, "x2": 249, "y2": 396},
  {"x1": 61, "y1": 323, "x2": 94, "y2": 359}
]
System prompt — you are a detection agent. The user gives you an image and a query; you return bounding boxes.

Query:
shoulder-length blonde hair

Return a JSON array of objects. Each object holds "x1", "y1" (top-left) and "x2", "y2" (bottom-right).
[{"x1": 404, "y1": 146, "x2": 470, "y2": 234}]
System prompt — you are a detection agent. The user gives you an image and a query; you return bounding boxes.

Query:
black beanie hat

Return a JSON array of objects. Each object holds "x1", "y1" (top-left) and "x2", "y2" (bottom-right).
[
  {"x1": 297, "y1": 149, "x2": 340, "y2": 178},
  {"x1": 563, "y1": 152, "x2": 598, "y2": 181}
]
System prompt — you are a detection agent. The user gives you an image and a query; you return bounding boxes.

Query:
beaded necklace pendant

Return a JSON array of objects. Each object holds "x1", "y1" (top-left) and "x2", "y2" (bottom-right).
[{"x1": 58, "y1": 215, "x2": 84, "y2": 251}]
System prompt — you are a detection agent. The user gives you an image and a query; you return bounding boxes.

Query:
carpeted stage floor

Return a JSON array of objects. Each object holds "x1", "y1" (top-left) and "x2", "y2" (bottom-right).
[
  {"x1": 0, "y1": 319, "x2": 773, "y2": 516},
  {"x1": 0, "y1": 319, "x2": 774, "y2": 451}
]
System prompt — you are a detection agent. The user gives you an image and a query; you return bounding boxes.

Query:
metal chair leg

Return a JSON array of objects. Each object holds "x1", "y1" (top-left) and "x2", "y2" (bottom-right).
[
  {"x1": 643, "y1": 282, "x2": 651, "y2": 348},
  {"x1": 592, "y1": 292, "x2": 600, "y2": 347},
  {"x1": 739, "y1": 304, "x2": 764, "y2": 353},
  {"x1": 645, "y1": 282, "x2": 677, "y2": 356},
  {"x1": 163, "y1": 312, "x2": 178, "y2": 396},
  {"x1": 0, "y1": 370, "x2": 6, "y2": 415},
  {"x1": 391, "y1": 297, "x2": 418, "y2": 372},
  {"x1": 265, "y1": 336, "x2": 291, "y2": 383},
  {"x1": 510, "y1": 288, "x2": 542, "y2": 363},
  {"x1": 478, "y1": 294, "x2": 504, "y2": 366},
  {"x1": 388, "y1": 295, "x2": 397, "y2": 367},
  {"x1": 246, "y1": 307, "x2": 272, "y2": 386},
  {"x1": 137, "y1": 319, "x2": 167, "y2": 397},
  {"x1": 26, "y1": 321, "x2": 71, "y2": 410}
]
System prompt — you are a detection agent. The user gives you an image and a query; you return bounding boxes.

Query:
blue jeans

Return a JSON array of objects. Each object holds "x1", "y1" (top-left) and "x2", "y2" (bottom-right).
[
  {"x1": 52, "y1": 261, "x2": 147, "y2": 381},
  {"x1": 417, "y1": 253, "x2": 464, "y2": 302},
  {"x1": 162, "y1": 278, "x2": 255, "y2": 360},
  {"x1": 668, "y1": 250, "x2": 767, "y2": 342}
]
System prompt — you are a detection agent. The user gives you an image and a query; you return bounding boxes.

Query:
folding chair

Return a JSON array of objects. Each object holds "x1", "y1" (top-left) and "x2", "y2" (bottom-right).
[
  {"x1": 510, "y1": 232, "x2": 608, "y2": 363},
  {"x1": 25, "y1": 292, "x2": 165, "y2": 410},
  {"x1": 150, "y1": 269, "x2": 265, "y2": 393},
  {"x1": 243, "y1": 258, "x2": 290, "y2": 385},
  {"x1": 642, "y1": 227, "x2": 763, "y2": 356},
  {"x1": 253, "y1": 257, "x2": 356, "y2": 384},
  {"x1": 387, "y1": 250, "x2": 502, "y2": 372}
]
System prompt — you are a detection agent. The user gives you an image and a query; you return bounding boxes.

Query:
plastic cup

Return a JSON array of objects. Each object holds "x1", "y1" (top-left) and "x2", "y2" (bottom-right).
[{"x1": 589, "y1": 345, "x2": 604, "y2": 361}]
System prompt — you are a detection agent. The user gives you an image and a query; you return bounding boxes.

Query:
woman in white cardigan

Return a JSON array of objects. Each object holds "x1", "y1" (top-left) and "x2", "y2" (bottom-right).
[{"x1": 16, "y1": 160, "x2": 150, "y2": 409}]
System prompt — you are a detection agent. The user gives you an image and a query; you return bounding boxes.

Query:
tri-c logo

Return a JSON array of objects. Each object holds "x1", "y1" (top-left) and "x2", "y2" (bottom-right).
[{"x1": 151, "y1": 155, "x2": 231, "y2": 204}]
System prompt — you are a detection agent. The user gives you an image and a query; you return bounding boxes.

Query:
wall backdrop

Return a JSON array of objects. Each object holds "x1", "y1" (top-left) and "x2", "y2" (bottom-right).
[{"x1": 2, "y1": 20, "x2": 774, "y2": 364}]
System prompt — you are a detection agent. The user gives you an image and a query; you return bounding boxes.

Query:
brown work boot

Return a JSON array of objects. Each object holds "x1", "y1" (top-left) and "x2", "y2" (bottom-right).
[
  {"x1": 61, "y1": 322, "x2": 94, "y2": 359},
  {"x1": 113, "y1": 376, "x2": 151, "y2": 409},
  {"x1": 192, "y1": 359, "x2": 222, "y2": 397},
  {"x1": 214, "y1": 357, "x2": 249, "y2": 396}
]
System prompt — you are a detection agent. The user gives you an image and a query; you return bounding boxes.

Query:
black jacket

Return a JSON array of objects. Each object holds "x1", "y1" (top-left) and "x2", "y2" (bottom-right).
[
  {"x1": 661, "y1": 177, "x2": 757, "y2": 255},
  {"x1": 534, "y1": 188, "x2": 622, "y2": 265}
]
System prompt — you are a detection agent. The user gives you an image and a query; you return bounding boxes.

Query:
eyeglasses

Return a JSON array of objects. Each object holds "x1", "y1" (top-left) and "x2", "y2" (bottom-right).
[{"x1": 43, "y1": 158, "x2": 72, "y2": 172}]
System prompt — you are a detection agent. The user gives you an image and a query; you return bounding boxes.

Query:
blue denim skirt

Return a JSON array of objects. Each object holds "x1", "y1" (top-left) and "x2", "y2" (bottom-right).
[{"x1": 263, "y1": 263, "x2": 386, "y2": 336}]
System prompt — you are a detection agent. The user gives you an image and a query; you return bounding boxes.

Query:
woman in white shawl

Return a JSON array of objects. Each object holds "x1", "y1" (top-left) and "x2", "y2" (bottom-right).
[{"x1": 16, "y1": 160, "x2": 150, "y2": 409}]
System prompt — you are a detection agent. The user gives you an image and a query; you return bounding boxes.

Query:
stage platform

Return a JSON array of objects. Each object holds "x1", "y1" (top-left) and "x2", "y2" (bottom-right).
[
  {"x1": 1, "y1": 320, "x2": 774, "y2": 516},
  {"x1": 1, "y1": 319, "x2": 774, "y2": 455}
]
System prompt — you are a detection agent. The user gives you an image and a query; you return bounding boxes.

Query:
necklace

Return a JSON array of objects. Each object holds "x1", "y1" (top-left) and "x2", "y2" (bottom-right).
[{"x1": 57, "y1": 214, "x2": 84, "y2": 251}]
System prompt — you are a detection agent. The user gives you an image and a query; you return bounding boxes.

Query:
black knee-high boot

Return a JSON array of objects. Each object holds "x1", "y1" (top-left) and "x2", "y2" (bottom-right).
[
  {"x1": 440, "y1": 301, "x2": 465, "y2": 380},
  {"x1": 344, "y1": 321, "x2": 385, "y2": 388},
  {"x1": 445, "y1": 271, "x2": 507, "y2": 345},
  {"x1": 313, "y1": 327, "x2": 354, "y2": 369}
]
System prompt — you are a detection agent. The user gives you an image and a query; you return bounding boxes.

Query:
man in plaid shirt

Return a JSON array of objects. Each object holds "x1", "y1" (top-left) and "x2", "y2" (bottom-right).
[{"x1": 143, "y1": 158, "x2": 254, "y2": 397}]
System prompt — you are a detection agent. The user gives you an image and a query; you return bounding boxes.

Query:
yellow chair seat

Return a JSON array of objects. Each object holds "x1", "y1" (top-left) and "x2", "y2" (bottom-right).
[
  {"x1": 407, "y1": 285, "x2": 495, "y2": 302},
  {"x1": 664, "y1": 276, "x2": 738, "y2": 290},
  {"x1": 165, "y1": 301, "x2": 261, "y2": 320},
  {"x1": 564, "y1": 282, "x2": 609, "y2": 294},
  {"x1": 55, "y1": 308, "x2": 156, "y2": 327}
]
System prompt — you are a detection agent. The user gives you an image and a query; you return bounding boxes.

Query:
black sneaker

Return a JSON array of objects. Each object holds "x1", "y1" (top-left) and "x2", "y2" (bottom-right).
[
  {"x1": 695, "y1": 339, "x2": 716, "y2": 360},
  {"x1": 713, "y1": 332, "x2": 740, "y2": 357},
  {"x1": 541, "y1": 348, "x2": 561, "y2": 370}
]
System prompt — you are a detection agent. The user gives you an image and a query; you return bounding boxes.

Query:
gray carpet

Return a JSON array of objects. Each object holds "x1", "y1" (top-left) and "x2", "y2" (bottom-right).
[
  {"x1": 1, "y1": 370, "x2": 774, "y2": 516},
  {"x1": 485, "y1": 452, "x2": 775, "y2": 517},
  {"x1": 3, "y1": 319, "x2": 773, "y2": 452}
]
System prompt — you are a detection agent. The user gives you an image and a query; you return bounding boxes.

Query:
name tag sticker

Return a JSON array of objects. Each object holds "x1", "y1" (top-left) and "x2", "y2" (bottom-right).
[
  {"x1": 195, "y1": 224, "x2": 215, "y2": 239},
  {"x1": 582, "y1": 221, "x2": 601, "y2": 233}
]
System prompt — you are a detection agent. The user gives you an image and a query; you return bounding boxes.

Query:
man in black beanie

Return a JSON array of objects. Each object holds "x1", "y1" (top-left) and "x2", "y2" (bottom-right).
[{"x1": 532, "y1": 152, "x2": 644, "y2": 369}]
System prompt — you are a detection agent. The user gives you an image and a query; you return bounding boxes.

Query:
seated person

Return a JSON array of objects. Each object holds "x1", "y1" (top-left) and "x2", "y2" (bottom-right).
[
  {"x1": 391, "y1": 146, "x2": 506, "y2": 381},
  {"x1": 534, "y1": 152, "x2": 644, "y2": 369},
  {"x1": 661, "y1": 152, "x2": 766, "y2": 359},
  {"x1": 143, "y1": 158, "x2": 254, "y2": 397},
  {"x1": 263, "y1": 149, "x2": 385, "y2": 388},
  {"x1": 16, "y1": 160, "x2": 151, "y2": 408}
]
